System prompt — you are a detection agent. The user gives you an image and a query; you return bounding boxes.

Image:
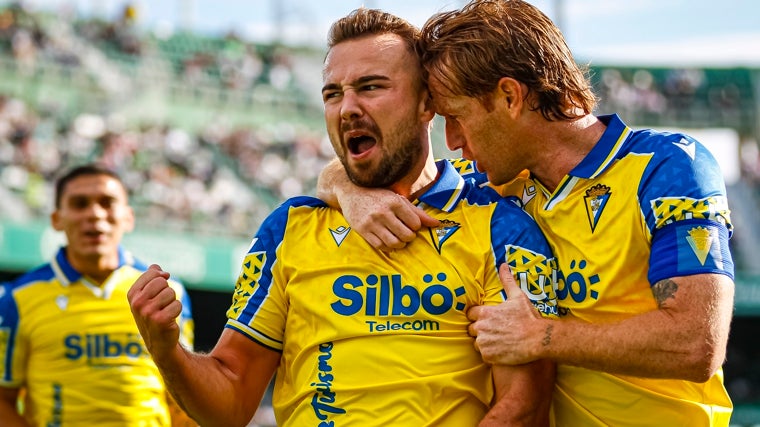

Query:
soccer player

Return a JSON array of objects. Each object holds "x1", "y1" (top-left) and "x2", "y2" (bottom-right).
[
  {"x1": 319, "y1": 1, "x2": 736, "y2": 425},
  {"x1": 0, "y1": 164, "x2": 195, "y2": 427},
  {"x1": 127, "y1": 8, "x2": 557, "y2": 427}
]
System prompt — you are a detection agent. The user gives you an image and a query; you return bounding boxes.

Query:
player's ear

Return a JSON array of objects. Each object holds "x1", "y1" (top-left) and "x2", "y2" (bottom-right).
[
  {"x1": 51, "y1": 210, "x2": 62, "y2": 231},
  {"x1": 497, "y1": 77, "x2": 524, "y2": 116},
  {"x1": 420, "y1": 88, "x2": 436, "y2": 122},
  {"x1": 124, "y1": 205, "x2": 136, "y2": 233}
]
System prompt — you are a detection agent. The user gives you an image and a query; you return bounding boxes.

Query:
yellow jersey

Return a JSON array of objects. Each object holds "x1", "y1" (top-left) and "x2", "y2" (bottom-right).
[
  {"x1": 227, "y1": 160, "x2": 557, "y2": 426},
  {"x1": 0, "y1": 247, "x2": 195, "y2": 427},
  {"x1": 456, "y1": 114, "x2": 734, "y2": 426}
]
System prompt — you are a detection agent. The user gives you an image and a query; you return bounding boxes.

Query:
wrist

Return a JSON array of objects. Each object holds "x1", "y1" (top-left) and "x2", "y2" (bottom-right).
[{"x1": 533, "y1": 318, "x2": 555, "y2": 361}]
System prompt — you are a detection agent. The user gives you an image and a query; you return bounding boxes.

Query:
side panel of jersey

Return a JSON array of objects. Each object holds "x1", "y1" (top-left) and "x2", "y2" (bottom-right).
[
  {"x1": 0, "y1": 261, "x2": 193, "y2": 427},
  {"x1": 227, "y1": 193, "x2": 555, "y2": 427}
]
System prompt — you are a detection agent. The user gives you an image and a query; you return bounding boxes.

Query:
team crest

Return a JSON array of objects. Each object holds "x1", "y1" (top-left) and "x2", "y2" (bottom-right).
[
  {"x1": 429, "y1": 219, "x2": 461, "y2": 253},
  {"x1": 583, "y1": 184, "x2": 611, "y2": 232},
  {"x1": 686, "y1": 226, "x2": 713, "y2": 266}
]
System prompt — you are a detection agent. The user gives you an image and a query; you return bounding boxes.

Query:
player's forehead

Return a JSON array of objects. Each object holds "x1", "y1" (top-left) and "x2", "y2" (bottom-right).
[
  {"x1": 61, "y1": 174, "x2": 126, "y2": 201},
  {"x1": 428, "y1": 74, "x2": 462, "y2": 113},
  {"x1": 323, "y1": 33, "x2": 414, "y2": 84}
]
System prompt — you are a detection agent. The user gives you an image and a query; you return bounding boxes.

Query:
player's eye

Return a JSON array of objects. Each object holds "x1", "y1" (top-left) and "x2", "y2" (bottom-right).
[{"x1": 322, "y1": 91, "x2": 341, "y2": 102}]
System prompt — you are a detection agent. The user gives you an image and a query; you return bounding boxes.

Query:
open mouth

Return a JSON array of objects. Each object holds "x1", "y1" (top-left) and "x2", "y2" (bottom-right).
[
  {"x1": 348, "y1": 135, "x2": 377, "y2": 155},
  {"x1": 83, "y1": 229, "x2": 107, "y2": 240}
]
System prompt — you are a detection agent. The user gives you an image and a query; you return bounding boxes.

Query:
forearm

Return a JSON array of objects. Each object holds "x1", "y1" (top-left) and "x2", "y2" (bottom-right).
[
  {"x1": 315, "y1": 157, "x2": 348, "y2": 208},
  {"x1": 154, "y1": 345, "x2": 257, "y2": 427},
  {"x1": 537, "y1": 275, "x2": 734, "y2": 381},
  {"x1": 542, "y1": 314, "x2": 693, "y2": 377},
  {"x1": 481, "y1": 360, "x2": 554, "y2": 427}
]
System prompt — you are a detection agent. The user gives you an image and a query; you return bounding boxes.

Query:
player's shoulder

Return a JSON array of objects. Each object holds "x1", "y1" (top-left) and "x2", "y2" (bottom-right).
[
  {"x1": 2, "y1": 263, "x2": 56, "y2": 292},
  {"x1": 628, "y1": 128, "x2": 725, "y2": 197},
  {"x1": 629, "y1": 128, "x2": 711, "y2": 165},
  {"x1": 281, "y1": 195, "x2": 328, "y2": 210},
  {"x1": 262, "y1": 195, "x2": 328, "y2": 223}
]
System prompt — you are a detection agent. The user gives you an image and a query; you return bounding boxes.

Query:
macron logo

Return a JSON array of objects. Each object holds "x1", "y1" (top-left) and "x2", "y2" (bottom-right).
[
  {"x1": 329, "y1": 226, "x2": 351, "y2": 247},
  {"x1": 673, "y1": 137, "x2": 696, "y2": 160},
  {"x1": 521, "y1": 184, "x2": 537, "y2": 206}
]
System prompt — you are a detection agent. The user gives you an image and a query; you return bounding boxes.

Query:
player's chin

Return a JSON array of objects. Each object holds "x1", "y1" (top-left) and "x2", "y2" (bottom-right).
[{"x1": 346, "y1": 165, "x2": 385, "y2": 188}]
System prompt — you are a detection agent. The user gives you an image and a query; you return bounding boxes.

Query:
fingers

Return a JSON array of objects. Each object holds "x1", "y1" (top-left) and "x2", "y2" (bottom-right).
[
  {"x1": 369, "y1": 199, "x2": 441, "y2": 251},
  {"x1": 417, "y1": 210, "x2": 441, "y2": 228},
  {"x1": 371, "y1": 232, "x2": 407, "y2": 252},
  {"x1": 127, "y1": 264, "x2": 168, "y2": 299},
  {"x1": 498, "y1": 263, "x2": 522, "y2": 300},
  {"x1": 128, "y1": 266, "x2": 179, "y2": 320},
  {"x1": 467, "y1": 305, "x2": 482, "y2": 322}
]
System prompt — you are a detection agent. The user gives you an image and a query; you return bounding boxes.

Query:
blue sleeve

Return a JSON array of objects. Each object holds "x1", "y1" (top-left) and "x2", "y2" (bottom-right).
[
  {"x1": 0, "y1": 282, "x2": 20, "y2": 382},
  {"x1": 638, "y1": 133, "x2": 734, "y2": 283}
]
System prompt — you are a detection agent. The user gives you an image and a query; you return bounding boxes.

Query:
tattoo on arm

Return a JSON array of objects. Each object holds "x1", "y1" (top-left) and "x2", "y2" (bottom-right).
[
  {"x1": 542, "y1": 324, "x2": 553, "y2": 347},
  {"x1": 652, "y1": 279, "x2": 678, "y2": 308}
]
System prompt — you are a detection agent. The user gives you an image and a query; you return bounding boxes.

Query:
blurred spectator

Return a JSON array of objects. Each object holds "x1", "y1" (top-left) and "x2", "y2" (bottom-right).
[{"x1": 0, "y1": 93, "x2": 330, "y2": 237}]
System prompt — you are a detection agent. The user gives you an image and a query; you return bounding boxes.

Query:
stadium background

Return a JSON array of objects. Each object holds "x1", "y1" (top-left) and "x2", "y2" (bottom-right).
[{"x1": 0, "y1": 1, "x2": 758, "y2": 425}]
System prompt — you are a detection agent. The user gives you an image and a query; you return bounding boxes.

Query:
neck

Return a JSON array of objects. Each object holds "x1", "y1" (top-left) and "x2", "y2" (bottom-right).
[
  {"x1": 68, "y1": 252, "x2": 119, "y2": 286},
  {"x1": 388, "y1": 153, "x2": 438, "y2": 201},
  {"x1": 529, "y1": 114, "x2": 605, "y2": 193}
]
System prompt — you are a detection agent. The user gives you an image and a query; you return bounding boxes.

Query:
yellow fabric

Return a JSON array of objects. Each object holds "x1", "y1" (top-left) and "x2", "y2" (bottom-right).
[
  {"x1": 227, "y1": 162, "x2": 557, "y2": 426},
  {"x1": 484, "y1": 115, "x2": 733, "y2": 426},
  {"x1": 0, "y1": 249, "x2": 194, "y2": 427}
]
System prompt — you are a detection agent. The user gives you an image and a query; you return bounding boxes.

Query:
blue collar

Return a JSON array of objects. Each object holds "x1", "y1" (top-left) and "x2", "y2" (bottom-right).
[
  {"x1": 52, "y1": 246, "x2": 132, "y2": 286},
  {"x1": 417, "y1": 160, "x2": 467, "y2": 213},
  {"x1": 569, "y1": 114, "x2": 633, "y2": 179}
]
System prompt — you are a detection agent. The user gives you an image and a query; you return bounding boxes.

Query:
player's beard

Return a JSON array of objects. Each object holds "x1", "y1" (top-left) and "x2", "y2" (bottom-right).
[{"x1": 342, "y1": 124, "x2": 422, "y2": 188}]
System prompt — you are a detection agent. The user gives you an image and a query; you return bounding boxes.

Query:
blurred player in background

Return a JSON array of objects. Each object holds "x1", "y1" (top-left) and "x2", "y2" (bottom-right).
[
  {"x1": 320, "y1": 0, "x2": 736, "y2": 425},
  {"x1": 0, "y1": 163, "x2": 195, "y2": 427},
  {"x1": 127, "y1": 8, "x2": 557, "y2": 427}
]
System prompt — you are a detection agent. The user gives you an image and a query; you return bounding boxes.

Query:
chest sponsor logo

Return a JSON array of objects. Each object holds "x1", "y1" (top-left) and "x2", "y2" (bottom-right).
[
  {"x1": 554, "y1": 259, "x2": 601, "y2": 315},
  {"x1": 330, "y1": 272, "x2": 465, "y2": 333},
  {"x1": 583, "y1": 183, "x2": 611, "y2": 232},
  {"x1": 64, "y1": 332, "x2": 150, "y2": 365}
]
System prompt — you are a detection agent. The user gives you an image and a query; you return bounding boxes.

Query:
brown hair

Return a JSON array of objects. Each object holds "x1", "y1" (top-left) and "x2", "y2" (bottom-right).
[
  {"x1": 55, "y1": 163, "x2": 126, "y2": 208},
  {"x1": 418, "y1": 0, "x2": 596, "y2": 120},
  {"x1": 326, "y1": 8, "x2": 420, "y2": 55}
]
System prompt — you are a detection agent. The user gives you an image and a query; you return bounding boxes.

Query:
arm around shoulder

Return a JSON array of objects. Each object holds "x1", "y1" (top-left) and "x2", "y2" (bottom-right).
[{"x1": 315, "y1": 158, "x2": 439, "y2": 250}]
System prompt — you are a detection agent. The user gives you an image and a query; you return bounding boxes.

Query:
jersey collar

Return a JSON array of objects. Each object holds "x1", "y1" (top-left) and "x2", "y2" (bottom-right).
[
  {"x1": 417, "y1": 160, "x2": 466, "y2": 213},
  {"x1": 52, "y1": 246, "x2": 133, "y2": 287},
  {"x1": 568, "y1": 113, "x2": 633, "y2": 180}
]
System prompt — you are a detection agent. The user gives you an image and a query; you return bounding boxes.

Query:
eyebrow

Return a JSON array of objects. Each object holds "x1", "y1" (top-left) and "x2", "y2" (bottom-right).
[{"x1": 321, "y1": 75, "x2": 391, "y2": 93}]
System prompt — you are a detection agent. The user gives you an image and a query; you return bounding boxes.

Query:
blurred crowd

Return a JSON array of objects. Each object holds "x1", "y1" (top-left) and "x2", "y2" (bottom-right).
[
  {"x1": 592, "y1": 66, "x2": 755, "y2": 136},
  {"x1": 0, "y1": 93, "x2": 334, "y2": 237},
  {"x1": 0, "y1": 1, "x2": 335, "y2": 237}
]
